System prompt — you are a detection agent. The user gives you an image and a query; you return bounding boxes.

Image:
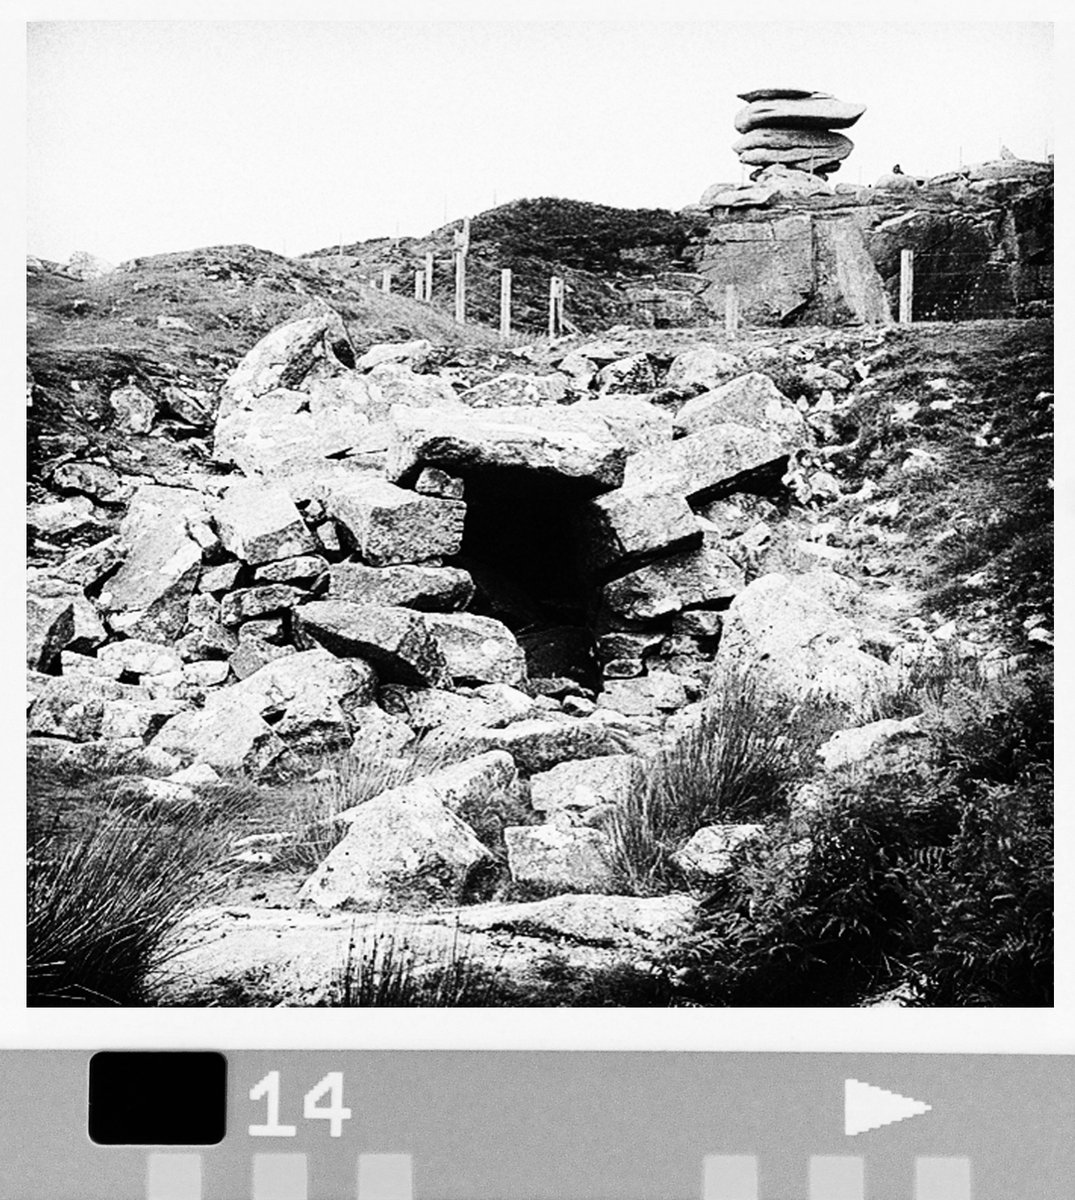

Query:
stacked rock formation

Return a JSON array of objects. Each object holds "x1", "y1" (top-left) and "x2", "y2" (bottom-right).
[{"x1": 732, "y1": 87, "x2": 865, "y2": 178}]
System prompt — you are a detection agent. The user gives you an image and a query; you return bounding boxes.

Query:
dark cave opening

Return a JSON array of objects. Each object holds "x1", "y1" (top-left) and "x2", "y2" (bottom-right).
[{"x1": 452, "y1": 468, "x2": 600, "y2": 690}]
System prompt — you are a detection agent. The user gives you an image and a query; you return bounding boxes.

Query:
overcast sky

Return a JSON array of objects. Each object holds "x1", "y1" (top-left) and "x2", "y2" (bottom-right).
[
  {"x1": 25, "y1": 18, "x2": 1054, "y2": 264},
  {"x1": 26, "y1": 18, "x2": 1054, "y2": 264}
]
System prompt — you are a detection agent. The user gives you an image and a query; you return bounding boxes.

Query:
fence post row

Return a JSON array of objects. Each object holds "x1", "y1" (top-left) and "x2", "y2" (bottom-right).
[
  {"x1": 424, "y1": 252, "x2": 434, "y2": 302},
  {"x1": 381, "y1": 267, "x2": 392, "y2": 295},
  {"x1": 899, "y1": 249, "x2": 915, "y2": 324},
  {"x1": 413, "y1": 270, "x2": 423, "y2": 300},
  {"x1": 500, "y1": 269, "x2": 512, "y2": 338}
]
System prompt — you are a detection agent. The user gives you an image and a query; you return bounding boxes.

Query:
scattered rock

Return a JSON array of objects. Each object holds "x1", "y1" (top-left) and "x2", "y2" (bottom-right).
[
  {"x1": 320, "y1": 477, "x2": 466, "y2": 566},
  {"x1": 818, "y1": 715, "x2": 923, "y2": 771},
  {"x1": 713, "y1": 572, "x2": 897, "y2": 713},
  {"x1": 213, "y1": 479, "x2": 317, "y2": 565},
  {"x1": 329, "y1": 562, "x2": 474, "y2": 611},
  {"x1": 672, "y1": 823, "x2": 763, "y2": 877},
  {"x1": 298, "y1": 782, "x2": 494, "y2": 908},
  {"x1": 97, "y1": 485, "x2": 206, "y2": 642},
  {"x1": 295, "y1": 601, "x2": 451, "y2": 688},
  {"x1": 582, "y1": 484, "x2": 700, "y2": 574},
  {"x1": 504, "y1": 823, "x2": 617, "y2": 892},
  {"x1": 423, "y1": 612, "x2": 527, "y2": 686},
  {"x1": 530, "y1": 754, "x2": 642, "y2": 821},
  {"x1": 622, "y1": 423, "x2": 790, "y2": 503}
]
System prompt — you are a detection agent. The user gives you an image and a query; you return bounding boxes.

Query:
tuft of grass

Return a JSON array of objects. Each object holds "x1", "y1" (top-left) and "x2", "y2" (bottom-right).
[
  {"x1": 27, "y1": 802, "x2": 233, "y2": 1006},
  {"x1": 328, "y1": 924, "x2": 506, "y2": 1007},
  {"x1": 607, "y1": 675, "x2": 831, "y2": 896}
]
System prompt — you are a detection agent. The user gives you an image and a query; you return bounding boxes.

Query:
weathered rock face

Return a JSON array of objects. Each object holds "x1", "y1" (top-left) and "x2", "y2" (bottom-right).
[
  {"x1": 448, "y1": 717, "x2": 627, "y2": 775},
  {"x1": 385, "y1": 404, "x2": 626, "y2": 494},
  {"x1": 295, "y1": 601, "x2": 452, "y2": 688},
  {"x1": 692, "y1": 212, "x2": 892, "y2": 327}
]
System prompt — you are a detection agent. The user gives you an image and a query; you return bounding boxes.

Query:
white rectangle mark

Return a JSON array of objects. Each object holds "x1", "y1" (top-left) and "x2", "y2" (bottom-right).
[
  {"x1": 358, "y1": 1153, "x2": 414, "y2": 1200},
  {"x1": 703, "y1": 1154, "x2": 758, "y2": 1200},
  {"x1": 916, "y1": 1156, "x2": 972, "y2": 1200},
  {"x1": 253, "y1": 1152, "x2": 308, "y2": 1200},
  {"x1": 809, "y1": 1155, "x2": 865, "y2": 1200},
  {"x1": 147, "y1": 1153, "x2": 201, "y2": 1200}
]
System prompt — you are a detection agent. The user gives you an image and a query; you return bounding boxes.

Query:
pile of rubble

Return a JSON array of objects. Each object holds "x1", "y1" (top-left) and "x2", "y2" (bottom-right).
[{"x1": 28, "y1": 301, "x2": 911, "y2": 908}]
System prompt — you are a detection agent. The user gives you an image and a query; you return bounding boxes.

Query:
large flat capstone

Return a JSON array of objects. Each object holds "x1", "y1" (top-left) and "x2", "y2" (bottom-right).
[{"x1": 385, "y1": 404, "x2": 626, "y2": 493}]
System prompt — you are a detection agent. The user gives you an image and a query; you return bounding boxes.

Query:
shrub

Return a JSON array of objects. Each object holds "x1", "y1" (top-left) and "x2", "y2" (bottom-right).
[
  {"x1": 660, "y1": 664, "x2": 1052, "y2": 1007},
  {"x1": 27, "y1": 802, "x2": 232, "y2": 1006},
  {"x1": 607, "y1": 676, "x2": 829, "y2": 896}
]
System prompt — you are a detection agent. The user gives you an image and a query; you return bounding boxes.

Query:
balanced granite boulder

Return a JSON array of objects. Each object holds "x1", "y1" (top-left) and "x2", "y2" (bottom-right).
[
  {"x1": 728, "y1": 88, "x2": 865, "y2": 179},
  {"x1": 734, "y1": 128, "x2": 854, "y2": 169},
  {"x1": 734, "y1": 96, "x2": 866, "y2": 134}
]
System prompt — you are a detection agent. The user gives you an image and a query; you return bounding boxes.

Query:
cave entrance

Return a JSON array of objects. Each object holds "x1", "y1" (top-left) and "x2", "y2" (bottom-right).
[{"x1": 452, "y1": 468, "x2": 599, "y2": 691}]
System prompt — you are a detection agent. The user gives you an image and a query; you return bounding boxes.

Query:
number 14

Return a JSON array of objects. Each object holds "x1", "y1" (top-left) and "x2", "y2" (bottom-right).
[{"x1": 249, "y1": 1070, "x2": 353, "y2": 1138}]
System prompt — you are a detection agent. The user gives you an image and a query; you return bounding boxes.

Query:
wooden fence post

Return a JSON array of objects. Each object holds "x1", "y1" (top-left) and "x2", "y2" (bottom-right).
[
  {"x1": 414, "y1": 270, "x2": 423, "y2": 299},
  {"x1": 381, "y1": 268, "x2": 392, "y2": 295},
  {"x1": 424, "y1": 252, "x2": 434, "y2": 301},
  {"x1": 556, "y1": 278, "x2": 565, "y2": 333},
  {"x1": 724, "y1": 283, "x2": 739, "y2": 336},
  {"x1": 500, "y1": 269, "x2": 512, "y2": 338},
  {"x1": 899, "y1": 249, "x2": 915, "y2": 323},
  {"x1": 454, "y1": 217, "x2": 470, "y2": 324},
  {"x1": 548, "y1": 276, "x2": 563, "y2": 337}
]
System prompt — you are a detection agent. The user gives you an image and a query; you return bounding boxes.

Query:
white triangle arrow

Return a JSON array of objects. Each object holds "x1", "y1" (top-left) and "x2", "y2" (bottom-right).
[{"x1": 845, "y1": 1078, "x2": 932, "y2": 1136}]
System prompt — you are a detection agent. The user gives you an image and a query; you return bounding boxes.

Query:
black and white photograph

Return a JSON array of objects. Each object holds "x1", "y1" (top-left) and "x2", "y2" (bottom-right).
[{"x1": 23, "y1": 15, "x2": 1054, "y2": 1010}]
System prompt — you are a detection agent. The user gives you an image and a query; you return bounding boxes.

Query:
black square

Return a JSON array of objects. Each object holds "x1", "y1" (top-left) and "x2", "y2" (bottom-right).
[{"x1": 88, "y1": 1052, "x2": 227, "y2": 1145}]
